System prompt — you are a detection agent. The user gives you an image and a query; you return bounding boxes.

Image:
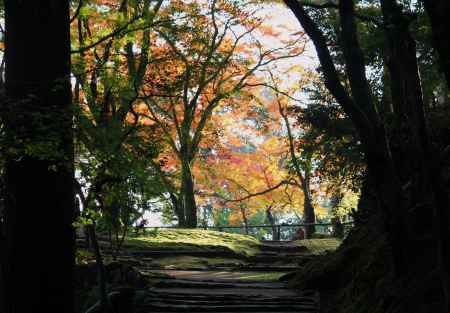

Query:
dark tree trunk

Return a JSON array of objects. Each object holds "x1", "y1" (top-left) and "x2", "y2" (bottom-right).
[
  {"x1": 169, "y1": 192, "x2": 186, "y2": 227},
  {"x1": 381, "y1": 0, "x2": 450, "y2": 304},
  {"x1": 181, "y1": 159, "x2": 197, "y2": 228},
  {"x1": 301, "y1": 171, "x2": 316, "y2": 239},
  {"x1": 278, "y1": 94, "x2": 317, "y2": 239},
  {"x1": 1, "y1": 2, "x2": 74, "y2": 313},
  {"x1": 338, "y1": 0, "x2": 409, "y2": 277},
  {"x1": 421, "y1": 0, "x2": 450, "y2": 89},
  {"x1": 87, "y1": 224, "x2": 110, "y2": 312},
  {"x1": 239, "y1": 205, "x2": 249, "y2": 235},
  {"x1": 265, "y1": 206, "x2": 279, "y2": 241},
  {"x1": 284, "y1": 0, "x2": 450, "y2": 310},
  {"x1": 303, "y1": 198, "x2": 316, "y2": 239}
]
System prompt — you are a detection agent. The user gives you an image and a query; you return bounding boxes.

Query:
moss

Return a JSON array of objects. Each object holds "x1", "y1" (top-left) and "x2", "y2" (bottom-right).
[
  {"x1": 288, "y1": 213, "x2": 404, "y2": 313},
  {"x1": 125, "y1": 229, "x2": 261, "y2": 257},
  {"x1": 293, "y1": 238, "x2": 342, "y2": 255}
]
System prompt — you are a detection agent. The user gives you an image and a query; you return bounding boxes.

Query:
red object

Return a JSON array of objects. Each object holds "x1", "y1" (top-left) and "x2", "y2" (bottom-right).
[{"x1": 294, "y1": 227, "x2": 305, "y2": 240}]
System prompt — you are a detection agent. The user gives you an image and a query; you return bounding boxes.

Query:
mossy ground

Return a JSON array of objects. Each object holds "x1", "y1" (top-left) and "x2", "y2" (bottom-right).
[
  {"x1": 293, "y1": 238, "x2": 342, "y2": 255},
  {"x1": 126, "y1": 228, "x2": 262, "y2": 257}
]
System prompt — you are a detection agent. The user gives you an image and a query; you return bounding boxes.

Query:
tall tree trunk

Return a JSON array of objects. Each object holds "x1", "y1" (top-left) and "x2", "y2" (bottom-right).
[
  {"x1": 301, "y1": 173, "x2": 316, "y2": 239},
  {"x1": 87, "y1": 224, "x2": 110, "y2": 313},
  {"x1": 421, "y1": 0, "x2": 450, "y2": 89},
  {"x1": 239, "y1": 205, "x2": 249, "y2": 235},
  {"x1": 169, "y1": 192, "x2": 186, "y2": 227},
  {"x1": 381, "y1": 0, "x2": 450, "y2": 304},
  {"x1": 1, "y1": 2, "x2": 74, "y2": 313},
  {"x1": 285, "y1": 0, "x2": 450, "y2": 309},
  {"x1": 303, "y1": 200, "x2": 315, "y2": 238},
  {"x1": 181, "y1": 159, "x2": 197, "y2": 228},
  {"x1": 277, "y1": 92, "x2": 316, "y2": 238},
  {"x1": 265, "y1": 206, "x2": 279, "y2": 241}
]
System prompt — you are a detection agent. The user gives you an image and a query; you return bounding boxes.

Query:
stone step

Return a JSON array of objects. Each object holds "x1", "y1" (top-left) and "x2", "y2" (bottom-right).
[
  {"x1": 126, "y1": 250, "x2": 247, "y2": 259},
  {"x1": 149, "y1": 289, "x2": 318, "y2": 299},
  {"x1": 154, "y1": 279, "x2": 286, "y2": 289},
  {"x1": 259, "y1": 245, "x2": 308, "y2": 254},
  {"x1": 138, "y1": 302, "x2": 318, "y2": 312},
  {"x1": 145, "y1": 297, "x2": 317, "y2": 306},
  {"x1": 139, "y1": 265, "x2": 298, "y2": 272},
  {"x1": 150, "y1": 287, "x2": 304, "y2": 298},
  {"x1": 137, "y1": 311, "x2": 314, "y2": 313},
  {"x1": 237, "y1": 265, "x2": 299, "y2": 271},
  {"x1": 148, "y1": 289, "x2": 318, "y2": 300}
]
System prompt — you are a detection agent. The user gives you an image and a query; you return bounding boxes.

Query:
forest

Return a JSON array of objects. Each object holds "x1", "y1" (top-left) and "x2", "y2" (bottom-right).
[{"x1": 0, "y1": 0, "x2": 449, "y2": 313}]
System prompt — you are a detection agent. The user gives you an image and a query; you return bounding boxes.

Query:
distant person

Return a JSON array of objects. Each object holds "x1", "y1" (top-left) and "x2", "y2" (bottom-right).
[
  {"x1": 136, "y1": 218, "x2": 148, "y2": 236},
  {"x1": 331, "y1": 216, "x2": 344, "y2": 238},
  {"x1": 292, "y1": 227, "x2": 305, "y2": 240}
]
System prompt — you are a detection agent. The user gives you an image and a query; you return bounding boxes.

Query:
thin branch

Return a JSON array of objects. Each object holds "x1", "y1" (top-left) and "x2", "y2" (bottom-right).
[
  {"x1": 70, "y1": 0, "x2": 84, "y2": 24},
  {"x1": 71, "y1": 14, "x2": 146, "y2": 54},
  {"x1": 224, "y1": 180, "x2": 291, "y2": 203}
]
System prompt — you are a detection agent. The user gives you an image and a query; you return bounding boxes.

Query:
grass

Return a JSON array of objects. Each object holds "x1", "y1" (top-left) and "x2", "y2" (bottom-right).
[
  {"x1": 294, "y1": 238, "x2": 342, "y2": 255},
  {"x1": 125, "y1": 228, "x2": 262, "y2": 257}
]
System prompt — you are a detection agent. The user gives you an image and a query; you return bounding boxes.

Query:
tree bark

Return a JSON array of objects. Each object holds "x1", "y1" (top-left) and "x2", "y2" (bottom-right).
[
  {"x1": 181, "y1": 159, "x2": 197, "y2": 228},
  {"x1": 169, "y1": 192, "x2": 186, "y2": 227},
  {"x1": 285, "y1": 0, "x2": 450, "y2": 309},
  {"x1": 301, "y1": 171, "x2": 316, "y2": 239},
  {"x1": 337, "y1": 0, "x2": 411, "y2": 277},
  {"x1": 239, "y1": 205, "x2": 249, "y2": 235},
  {"x1": 265, "y1": 206, "x2": 279, "y2": 241},
  {"x1": 421, "y1": 0, "x2": 450, "y2": 89},
  {"x1": 87, "y1": 224, "x2": 110, "y2": 313},
  {"x1": 277, "y1": 90, "x2": 316, "y2": 238},
  {"x1": 381, "y1": 1, "x2": 450, "y2": 304},
  {"x1": 1, "y1": 2, "x2": 74, "y2": 313}
]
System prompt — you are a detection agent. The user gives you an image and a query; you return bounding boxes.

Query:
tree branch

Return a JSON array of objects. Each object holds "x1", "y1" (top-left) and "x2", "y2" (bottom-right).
[
  {"x1": 70, "y1": 0, "x2": 84, "y2": 24},
  {"x1": 223, "y1": 180, "x2": 291, "y2": 203},
  {"x1": 283, "y1": 0, "x2": 374, "y2": 141},
  {"x1": 296, "y1": 0, "x2": 383, "y2": 26}
]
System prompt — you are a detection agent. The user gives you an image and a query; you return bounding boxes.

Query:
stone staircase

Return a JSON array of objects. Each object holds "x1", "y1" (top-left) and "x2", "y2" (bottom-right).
[
  {"x1": 135, "y1": 275, "x2": 319, "y2": 313},
  {"x1": 131, "y1": 241, "x2": 320, "y2": 313}
]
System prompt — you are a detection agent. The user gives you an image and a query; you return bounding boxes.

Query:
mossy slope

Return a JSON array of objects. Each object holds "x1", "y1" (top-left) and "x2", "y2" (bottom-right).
[{"x1": 126, "y1": 229, "x2": 261, "y2": 257}]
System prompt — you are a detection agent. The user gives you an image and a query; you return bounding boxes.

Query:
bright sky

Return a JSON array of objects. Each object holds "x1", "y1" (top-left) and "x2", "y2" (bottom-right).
[{"x1": 261, "y1": 3, "x2": 318, "y2": 69}]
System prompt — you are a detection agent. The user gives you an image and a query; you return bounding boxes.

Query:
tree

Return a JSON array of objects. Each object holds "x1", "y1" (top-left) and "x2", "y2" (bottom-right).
[
  {"x1": 293, "y1": 77, "x2": 365, "y2": 209},
  {"x1": 283, "y1": 0, "x2": 449, "y2": 311},
  {"x1": 0, "y1": 2, "x2": 74, "y2": 313},
  {"x1": 194, "y1": 97, "x2": 325, "y2": 238},
  {"x1": 137, "y1": 0, "x2": 304, "y2": 227},
  {"x1": 71, "y1": 0, "x2": 165, "y2": 231},
  {"x1": 421, "y1": 0, "x2": 450, "y2": 88},
  {"x1": 261, "y1": 72, "x2": 319, "y2": 238}
]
